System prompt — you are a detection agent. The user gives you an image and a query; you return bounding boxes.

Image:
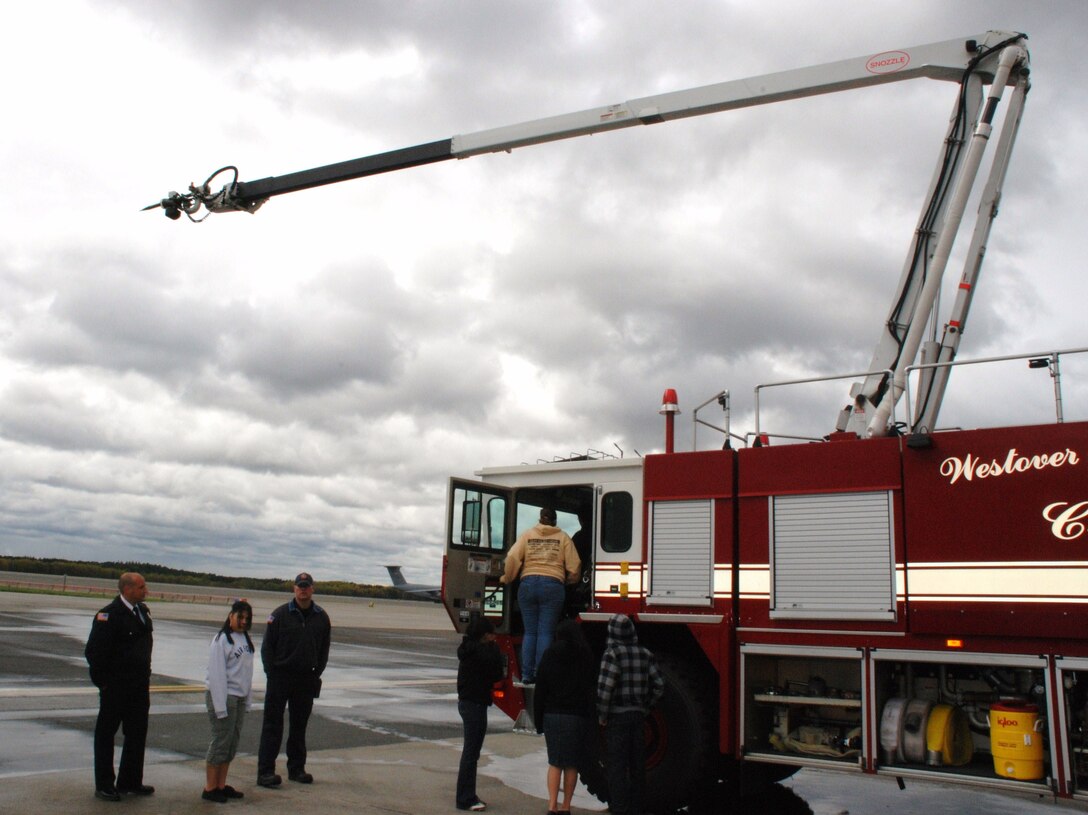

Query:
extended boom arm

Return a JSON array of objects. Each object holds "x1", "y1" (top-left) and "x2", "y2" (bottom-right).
[
  {"x1": 146, "y1": 32, "x2": 1023, "y2": 219},
  {"x1": 146, "y1": 32, "x2": 1030, "y2": 439}
]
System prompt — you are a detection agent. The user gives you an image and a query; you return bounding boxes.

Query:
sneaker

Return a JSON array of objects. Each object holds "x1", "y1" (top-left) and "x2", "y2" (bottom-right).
[
  {"x1": 118, "y1": 784, "x2": 155, "y2": 796},
  {"x1": 219, "y1": 785, "x2": 244, "y2": 799},
  {"x1": 288, "y1": 771, "x2": 314, "y2": 784},
  {"x1": 201, "y1": 788, "x2": 228, "y2": 803},
  {"x1": 256, "y1": 773, "x2": 282, "y2": 788},
  {"x1": 469, "y1": 801, "x2": 487, "y2": 812}
]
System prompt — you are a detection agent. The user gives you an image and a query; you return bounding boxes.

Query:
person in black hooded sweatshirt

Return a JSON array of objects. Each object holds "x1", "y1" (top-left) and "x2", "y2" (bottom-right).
[
  {"x1": 533, "y1": 619, "x2": 597, "y2": 815},
  {"x1": 456, "y1": 617, "x2": 504, "y2": 811}
]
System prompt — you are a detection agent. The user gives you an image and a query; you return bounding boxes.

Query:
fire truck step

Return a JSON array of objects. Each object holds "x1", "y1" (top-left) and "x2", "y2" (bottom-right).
[{"x1": 513, "y1": 700, "x2": 539, "y2": 735}]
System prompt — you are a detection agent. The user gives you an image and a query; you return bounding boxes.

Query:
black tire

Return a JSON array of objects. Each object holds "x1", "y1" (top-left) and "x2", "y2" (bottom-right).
[
  {"x1": 644, "y1": 654, "x2": 719, "y2": 811},
  {"x1": 577, "y1": 723, "x2": 609, "y2": 804},
  {"x1": 578, "y1": 653, "x2": 719, "y2": 813}
]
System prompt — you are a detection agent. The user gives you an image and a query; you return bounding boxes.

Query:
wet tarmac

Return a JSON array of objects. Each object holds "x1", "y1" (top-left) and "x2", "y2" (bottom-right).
[{"x1": 0, "y1": 584, "x2": 1083, "y2": 813}]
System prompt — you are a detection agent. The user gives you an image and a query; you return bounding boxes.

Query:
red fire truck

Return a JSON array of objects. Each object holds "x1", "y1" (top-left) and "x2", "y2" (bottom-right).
[{"x1": 150, "y1": 30, "x2": 1088, "y2": 809}]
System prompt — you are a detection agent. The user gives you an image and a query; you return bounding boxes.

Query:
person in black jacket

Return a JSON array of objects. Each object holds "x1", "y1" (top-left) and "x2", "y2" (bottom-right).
[
  {"x1": 533, "y1": 619, "x2": 597, "y2": 815},
  {"x1": 84, "y1": 572, "x2": 155, "y2": 801},
  {"x1": 256, "y1": 572, "x2": 331, "y2": 788},
  {"x1": 456, "y1": 617, "x2": 504, "y2": 812}
]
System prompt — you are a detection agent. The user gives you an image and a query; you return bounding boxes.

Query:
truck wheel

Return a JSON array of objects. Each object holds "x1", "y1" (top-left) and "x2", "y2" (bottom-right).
[
  {"x1": 577, "y1": 725, "x2": 609, "y2": 804},
  {"x1": 578, "y1": 654, "x2": 718, "y2": 813},
  {"x1": 644, "y1": 654, "x2": 719, "y2": 811}
]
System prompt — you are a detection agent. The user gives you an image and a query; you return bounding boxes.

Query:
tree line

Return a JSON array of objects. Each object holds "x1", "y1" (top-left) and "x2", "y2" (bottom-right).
[{"x1": 0, "y1": 555, "x2": 426, "y2": 601}]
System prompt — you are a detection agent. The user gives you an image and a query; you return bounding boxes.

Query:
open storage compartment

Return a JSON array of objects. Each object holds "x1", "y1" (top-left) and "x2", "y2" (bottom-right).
[
  {"x1": 741, "y1": 644, "x2": 864, "y2": 767},
  {"x1": 1054, "y1": 657, "x2": 1088, "y2": 799},
  {"x1": 871, "y1": 650, "x2": 1052, "y2": 786}
]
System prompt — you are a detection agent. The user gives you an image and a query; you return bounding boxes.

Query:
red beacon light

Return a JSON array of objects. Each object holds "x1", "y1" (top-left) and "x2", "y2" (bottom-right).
[
  {"x1": 660, "y1": 388, "x2": 680, "y2": 454},
  {"x1": 660, "y1": 388, "x2": 680, "y2": 415}
]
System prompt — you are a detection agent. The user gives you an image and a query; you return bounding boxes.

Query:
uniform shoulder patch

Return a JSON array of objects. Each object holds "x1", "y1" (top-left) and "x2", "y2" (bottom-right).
[
  {"x1": 96, "y1": 612, "x2": 109, "y2": 621},
  {"x1": 267, "y1": 614, "x2": 276, "y2": 623}
]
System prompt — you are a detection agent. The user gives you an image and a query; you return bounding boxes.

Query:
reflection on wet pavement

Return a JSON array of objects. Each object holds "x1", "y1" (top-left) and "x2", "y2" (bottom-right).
[{"x1": 0, "y1": 604, "x2": 1073, "y2": 813}]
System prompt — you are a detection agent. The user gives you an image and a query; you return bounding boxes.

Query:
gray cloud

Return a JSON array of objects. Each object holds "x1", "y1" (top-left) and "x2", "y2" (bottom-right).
[{"x1": 0, "y1": 2, "x2": 1083, "y2": 584}]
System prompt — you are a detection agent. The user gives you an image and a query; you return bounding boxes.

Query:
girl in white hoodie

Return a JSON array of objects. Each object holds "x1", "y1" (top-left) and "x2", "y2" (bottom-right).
[{"x1": 202, "y1": 600, "x2": 255, "y2": 803}]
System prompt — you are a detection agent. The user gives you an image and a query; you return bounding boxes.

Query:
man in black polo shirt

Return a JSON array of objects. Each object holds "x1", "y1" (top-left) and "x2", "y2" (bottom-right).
[
  {"x1": 256, "y1": 572, "x2": 332, "y2": 787},
  {"x1": 84, "y1": 572, "x2": 156, "y2": 801}
]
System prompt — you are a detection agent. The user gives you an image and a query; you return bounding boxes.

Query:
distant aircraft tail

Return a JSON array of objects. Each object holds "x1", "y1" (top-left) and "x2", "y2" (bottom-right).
[{"x1": 385, "y1": 565, "x2": 407, "y2": 587}]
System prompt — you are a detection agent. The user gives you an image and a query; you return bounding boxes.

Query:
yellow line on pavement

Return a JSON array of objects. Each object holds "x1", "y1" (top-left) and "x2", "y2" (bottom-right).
[
  {"x1": 0, "y1": 678, "x2": 456, "y2": 698},
  {"x1": 151, "y1": 684, "x2": 204, "y2": 693}
]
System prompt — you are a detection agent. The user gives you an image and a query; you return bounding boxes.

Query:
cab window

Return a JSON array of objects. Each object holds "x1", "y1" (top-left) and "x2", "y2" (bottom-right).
[
  {"x1": 451, "y1": 487, "x2": 507, "y2": 550},
  {"x1": 601, "y1": 491, "x2": 633, "y2": 553}
]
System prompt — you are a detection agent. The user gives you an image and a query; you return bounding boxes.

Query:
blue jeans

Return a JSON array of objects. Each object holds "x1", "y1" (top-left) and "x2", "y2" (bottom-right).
[
  {"x1": 517, "y1": 575, "x2": 565, "y2": 682},
  {"x1": 456, "y1": 700, "x2": 488, "y2": 808}
]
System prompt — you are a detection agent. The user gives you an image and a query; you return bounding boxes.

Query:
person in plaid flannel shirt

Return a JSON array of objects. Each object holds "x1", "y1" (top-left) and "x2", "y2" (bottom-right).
[{"x1": 596, "y1": 613, "x2": 664, "y2": 815}]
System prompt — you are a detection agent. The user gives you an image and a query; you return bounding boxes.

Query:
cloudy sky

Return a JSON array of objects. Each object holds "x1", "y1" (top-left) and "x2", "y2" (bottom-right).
[{"x1": 1, "y1": 1, "x2": 1085, "y2": 586}]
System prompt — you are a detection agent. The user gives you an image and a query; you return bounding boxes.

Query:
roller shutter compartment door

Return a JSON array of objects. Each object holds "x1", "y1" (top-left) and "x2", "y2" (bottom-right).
[
  {"x1": 770, "y1": 491, "x2": 895, "y2": 621},
  {"x1": 649, "y1": 500, "x2": 713, "y2": 607}
]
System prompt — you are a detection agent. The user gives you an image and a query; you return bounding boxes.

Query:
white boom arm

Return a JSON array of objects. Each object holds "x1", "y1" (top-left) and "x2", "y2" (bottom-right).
[
  {"x1": 453, "y1": 33, "x2": 1016, "y2": 156},
  {"x1": 148, "y1": 31, "x2": 1030, "y2": 437}
]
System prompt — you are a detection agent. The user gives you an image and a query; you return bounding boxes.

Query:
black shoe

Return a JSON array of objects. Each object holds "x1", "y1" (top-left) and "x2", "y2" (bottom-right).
[
  {"x1": 288, "y1": 770, "x2": 314, "y2": 784},
  {"x1": 94, "y1": 788, "x2": 121, "y2": 802},
  {"x1": 118, "y1": 784, "x2": 155, "y2": 796},
  {"x1": 219, "y1": 785, "x2": 244, "y2": 799},
  {"x1": 256, "y1": 773, "x2": 282, "y2": 788},
  {"x1": 202, "y1": 788, "x2": 228, "y2": 803}
]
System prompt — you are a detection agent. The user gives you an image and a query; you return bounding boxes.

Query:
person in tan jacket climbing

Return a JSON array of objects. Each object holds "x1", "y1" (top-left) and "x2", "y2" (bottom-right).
[{"x1": 501, "y1": 507, "x2": 581, "y2": 685}]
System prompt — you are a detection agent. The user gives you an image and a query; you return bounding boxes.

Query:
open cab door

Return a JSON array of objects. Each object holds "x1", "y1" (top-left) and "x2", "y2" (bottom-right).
[{"x1": 443, "y1": 478, "x2": 514, "y2": 634}]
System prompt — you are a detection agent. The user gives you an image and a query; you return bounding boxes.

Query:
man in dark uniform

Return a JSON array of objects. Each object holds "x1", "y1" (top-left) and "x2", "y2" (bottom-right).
[
  {"x1": 256, "y1": 572, "x2": 332, "y2": 788},
  {"x1": 84, "y1": 572, "x2": 155, "y2": 801}
]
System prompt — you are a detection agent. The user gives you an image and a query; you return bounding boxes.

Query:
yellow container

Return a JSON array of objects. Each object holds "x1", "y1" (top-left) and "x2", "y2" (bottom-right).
[
  {"x1": 926, "y1": 703, "x2": 973, "y2": 766},
  {"x1": 989, "y1": 702, "x2": 1044, "y2": 780}
]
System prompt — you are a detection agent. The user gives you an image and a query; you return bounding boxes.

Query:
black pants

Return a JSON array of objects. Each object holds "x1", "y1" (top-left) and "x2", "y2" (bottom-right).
[
  {"x1": 94, "y1": 682, "x2": 150, "y2": 791},
  {"x1": 258, "y1": 673, "x2": 315, "y2": 776},
  {"x1": 456, "y1": 699, "x2": 488, "y2": 808},
  {"x1": 605, "y1": 710, "x2": 646, "y2": 815}
]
